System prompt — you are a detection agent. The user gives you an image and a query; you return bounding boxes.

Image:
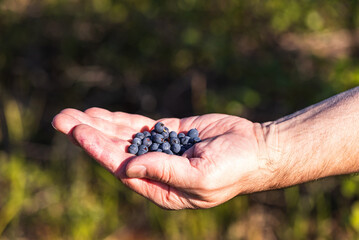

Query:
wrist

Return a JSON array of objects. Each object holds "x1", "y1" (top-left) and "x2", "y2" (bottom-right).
[
  {"x1": 262, "y1": 119, "x2": 320, "y2": 188},
  {"x1": 265, "y1": 88, "x2": 359, "y2": 188},
  {"x1": 253, "y1": 121, "x2": 285, "y2": 190},
  {"x1": 255, "y1": 87, "x2": 359, "y2": 191},
  {"x1": 256, "y1": 118, "x2": 323, "y2": 190}
]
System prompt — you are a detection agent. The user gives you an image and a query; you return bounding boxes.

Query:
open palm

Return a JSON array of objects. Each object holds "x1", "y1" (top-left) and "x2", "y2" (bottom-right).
[{"x1": 52, "y1": 108, "x2": 273, "y2": 209}]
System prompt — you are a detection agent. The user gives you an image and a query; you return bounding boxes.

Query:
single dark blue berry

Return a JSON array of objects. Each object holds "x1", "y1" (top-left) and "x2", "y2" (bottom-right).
[
  {"x1": 160, "y1": 142, "x2": 171, "y2": 151},
  {"x1": 150, "y1": 143, "x2": 159, "y2": 151},
  {"x1": 184, "y1": 143, "x2": 193, "y2": 149},
  {"x1": 162, "y1": 130, "x2": 169, "y2": 139},
  {"x1": 169, "y1": 131, "x2": 177, "y2": 138},
  {"x1": 135, "y1": 132, "x2": 145, "y2": 140},
  {"x1": 151, "y1": 130, "x2": 157, "y2": 137},
  {"x1": 171, "y1": 143, "x2": 181, "y2": 154},
  {"x1": 179, "y1": 146, "x2": 187, "y2": 155},
  {"x1": 170, "y1": 137, "x2": 180, "y2": 145},
  {"x1": 193, "y1": 137, "x2": 201, "y2": 143},
  {"x1": 178, "y1": 133, "x2": 185, "y2": 139},
  {"x1": 132, "y1": 137, "x2": 142, "y2": 146},
  {"x1": 153, "y1": 134, "x2": 165, "y2": 144},
  {"x1": 163, "y1": 149, "x2": 173, "y2": 155},
  {"x1": 128, "y1": 144, "x2": 138, "y2": 154},
  {"x1": 187, "y1": 128, "x2": 199, "y2": 138},
  {"x1": 180, "y1": 136, "x2": 190, "y2": 145},
  {"x1": 142, "y1": 137, "x2": 152, "y2": 147},
  {"x1": 154, "y1": 122, "x2": 165, "y2": 133},
  {"x1": 143, "y1": 131, "x2": 151, "y2": 138},
  {"x1": 137, "y1": 145, "x2": 149, "y2": 155}
]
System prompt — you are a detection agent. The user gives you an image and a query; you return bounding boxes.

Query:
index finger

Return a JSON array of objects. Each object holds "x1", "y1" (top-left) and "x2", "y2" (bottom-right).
[
  {"x1": 85, "y1": 108, "x2": 187, "y2": 134},
  {"x1": 85, "y1": 107, "x2": 156, "y2": 130}
]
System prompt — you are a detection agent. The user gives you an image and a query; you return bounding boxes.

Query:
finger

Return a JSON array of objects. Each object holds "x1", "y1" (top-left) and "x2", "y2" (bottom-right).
[
  {"x1": 71, "y1": 124, "x2": 132, "y2": 173},
  {"x1": 86, "y1": 107, "x2": 185, "y2": 137},
  {"x1": 52, "y1": 112, "x2": 81, "y2": 134},
  {"x1": 125, "y1": 152, "x2": 201, "y2": 189},
  {"x1": 60, "y1": 108, "x2": 135, "y2": 140},
  {"x1": 122, "y1": 177, "x2": 197, "y2": 209},
  {"x1": 52, "y1": 112, "x2": 84, "y2": 145},
  {"x1": 84, "y1": 107, "x2": 156, "y2": 130}
]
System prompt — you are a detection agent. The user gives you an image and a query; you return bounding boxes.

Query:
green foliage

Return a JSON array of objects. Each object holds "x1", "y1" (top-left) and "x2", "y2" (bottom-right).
[{"x1": 1, "y1": 0, "x2": 359, "y2": 239}]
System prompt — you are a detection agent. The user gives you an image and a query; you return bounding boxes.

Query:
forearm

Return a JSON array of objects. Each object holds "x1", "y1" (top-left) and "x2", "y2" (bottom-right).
[{"x1": 262, "y1": 86, "x2": 359, "y2": 188}]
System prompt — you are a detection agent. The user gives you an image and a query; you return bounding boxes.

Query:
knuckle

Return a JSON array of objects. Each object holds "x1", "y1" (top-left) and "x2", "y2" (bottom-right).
[
  {"x1": 84, "y1": 107, "x2": 101, "y2": 115},
  {"x1": 159, "y1": 160, "x2": 172, "y2": 184},
  {"x1": 60, "y1": 108, "x2": 77, "y2": 115},
  {"x1": 148, "y1": 160, "x2": 172, "y2": 184}
]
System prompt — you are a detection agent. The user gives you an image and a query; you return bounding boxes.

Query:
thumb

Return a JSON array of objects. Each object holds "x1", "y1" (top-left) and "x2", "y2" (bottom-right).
[{"x1": 126, "y1": 153, "x2": 199, "y2": 188}]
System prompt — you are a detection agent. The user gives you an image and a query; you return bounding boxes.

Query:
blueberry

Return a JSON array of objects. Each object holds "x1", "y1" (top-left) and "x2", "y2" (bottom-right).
[
  {"x1": 170, "y1": 137, "x2": 180, "y2": 145},
  {"x1": 150, "y1": 143, "x2": 159, "y2": 151},
  {"x1": 154, "y1": 122, "x2": 165, "y2": 133},
  {"x1": 137, "y1": 145, "x2": 148, "y2": 155},
  {"x1": 163, "y1": 149, "x2": 173, "y2": 155},
  {"x1": 180, "y1": 136, "x2": 190, "y2": 145},
  {"x1": 178, "y1": 133, "x2": 185, "y2": 139},
  {"x1": 171, "y1": 143, "x2": 181, "y2": 154},
  {"x1": 143, "y1": 131, "x2": 151, "y2": 138},
  {"x1": 135, "y1": 132, "x2": 145, "y2": 140},
  {"x1": 128, "y1": 144, "x2": 138, "y2": 154},
  {"x1": 153, "y1": 134, "x2": 165, "y2": 144},
  {"x1": 132, "y1": 137, "x2": 142, "y2": 146},
  {"x1": 162, "y1": 130, "x2": 169, "y2": 139},
  {"x1": 184, "y1": 143, "x2": 193, "y2": 149},
  {"x1": 169, "y1": 131, "x2": 177, "y2": 138},
  {"x1": 179, "y1": 146, "x2": 187, "y2": 155},
  {"x1": 160, "y1": 142, "x2": 171, "y2": 151},
  {"x1": 187, "y1": 128, "x2": 199, "y2": 138},
  {"x1": 142, "y1": 137, "x2": 152, "y2": 147},
  {"x1": 131, "y1": 123, "x2": 200, "y2": 156}
]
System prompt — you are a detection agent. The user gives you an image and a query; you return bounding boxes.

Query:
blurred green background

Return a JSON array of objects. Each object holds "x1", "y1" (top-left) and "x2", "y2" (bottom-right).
[{"x1": 1, "y1": 0, "x2": 359, "y2": 239}]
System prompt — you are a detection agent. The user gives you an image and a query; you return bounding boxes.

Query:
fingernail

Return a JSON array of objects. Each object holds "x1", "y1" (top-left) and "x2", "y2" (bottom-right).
[
  {"x1": 127, "y1": 165, "x2": 147, "y2": 178},
  {"x1": 51, "y1": 120, "x2": 58, "y2": 130}
]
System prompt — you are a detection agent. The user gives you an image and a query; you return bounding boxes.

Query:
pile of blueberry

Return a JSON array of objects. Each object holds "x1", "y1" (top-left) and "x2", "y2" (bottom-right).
[{"x1": 128, "y1": 122, "x2": 201, "y2": 156}]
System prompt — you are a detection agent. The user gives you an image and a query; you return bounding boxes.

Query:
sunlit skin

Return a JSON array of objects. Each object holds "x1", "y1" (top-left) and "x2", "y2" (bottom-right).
[
  {"x1": 52, "y1": 108, "x2": 274, "y2": 209},
  {"x1": 52, "y1": 86, "x2": 359, "y2": 210}
]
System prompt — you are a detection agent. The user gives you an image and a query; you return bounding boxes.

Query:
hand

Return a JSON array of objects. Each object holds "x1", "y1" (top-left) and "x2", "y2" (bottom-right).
[{"x1": 52, "y1": 108, "x2": 276, "y2": 209}]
